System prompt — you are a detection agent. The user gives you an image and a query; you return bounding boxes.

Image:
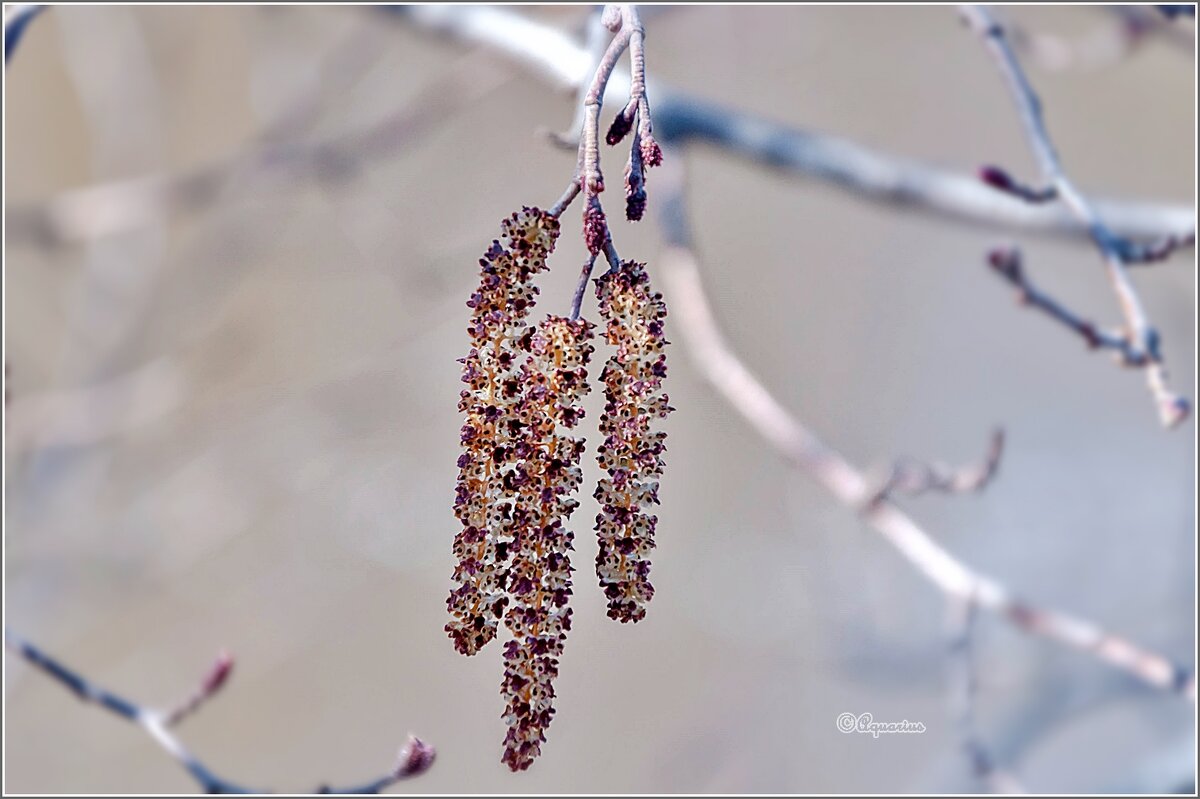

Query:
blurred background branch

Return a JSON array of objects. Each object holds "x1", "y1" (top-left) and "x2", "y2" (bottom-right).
[
  {"x1": 4, "y1": 629, "x2": 436, "y2": 793},
  {"x1": 4, "y1": 4, "x2": 1194, "y2": 793},
  {"x1": 653, "y1": 149, "x2": 1193, "y2": 790},
  {"x1": 960, "y1": 4, "x2": 1190, "y2": 427},
  {"x1": 7, "y1": 5, "x2": 1196, "y2": 246}
]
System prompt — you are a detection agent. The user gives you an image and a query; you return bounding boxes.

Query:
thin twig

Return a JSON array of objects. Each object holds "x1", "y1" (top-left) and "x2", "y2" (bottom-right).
[
  {"x1": 960, "y1": 5, "x2": 1190, "y2": 428},
  {"x1": 869, "y1": 428, "x2": 1005, "y2": 507},
  {"x1": 9, "y1": 8, "x2": 1194, "y2": 246},
  {"x1": 985, "y1": 246, "x2": 1166, "y2": 371},
  {"x1": 946, "y1": 597, "x2": 1026, "y2": 793},
  {"x1": 541, "y1": 8, "x2": 609, "y2": 151},
  {"x1": 570, "y1": 252, "x2": 599, "y2": 321},
  {"x1": 393, "y1": 5, "x2": 1195, "y2": 246},
  {"x1": 4, "y1": 629, "x2": 435, "y2": 793},
  {"x1": 654, "y1": 152, "x2": 1195, "y2": 705},
  {"x1": 163, "y1": 650, "x2": 235, "y2": 727},
  {"x1": 549, "y1": 2, "x2": 657, "y2": 283},
  {"x1": 1120, "y1": 230, "x2": 1197, "y2": 265}
]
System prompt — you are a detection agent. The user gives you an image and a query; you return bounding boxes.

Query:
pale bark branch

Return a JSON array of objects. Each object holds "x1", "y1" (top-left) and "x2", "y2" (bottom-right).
[
  {"x1": 654, "y1": 153, "x2": 1194, "y2": 705},
  {"x1": 8, "y1": 7, "x2": 1194, "y2": 247}
]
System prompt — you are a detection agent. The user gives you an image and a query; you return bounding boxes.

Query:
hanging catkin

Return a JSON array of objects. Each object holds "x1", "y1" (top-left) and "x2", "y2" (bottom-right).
[{"x1": 593, "y1": 261, "x2": 672, "y2": 623}]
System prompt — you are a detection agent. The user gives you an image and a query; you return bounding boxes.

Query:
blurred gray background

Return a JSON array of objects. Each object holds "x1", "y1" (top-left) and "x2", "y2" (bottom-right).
[{"x1": 3, "y1": 5, "x2": 1195, "y2": 793}]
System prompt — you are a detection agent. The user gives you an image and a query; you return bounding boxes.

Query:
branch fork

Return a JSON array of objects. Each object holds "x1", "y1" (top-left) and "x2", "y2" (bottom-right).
[
  {"x1": 549, "y1": 6, "x2": 658, "y2": 255},
  {"x1": 5, "y1": 629, "x2": 435, "y2": 793},
  {"x1": 961, "y1": 5, "x2": 1191, "y2": 428}
]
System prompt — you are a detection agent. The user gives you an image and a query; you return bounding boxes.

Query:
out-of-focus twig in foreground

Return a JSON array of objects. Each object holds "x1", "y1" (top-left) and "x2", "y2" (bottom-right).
[{"x1": 4, "y1": 629, "x2": 435, "y2": 794}]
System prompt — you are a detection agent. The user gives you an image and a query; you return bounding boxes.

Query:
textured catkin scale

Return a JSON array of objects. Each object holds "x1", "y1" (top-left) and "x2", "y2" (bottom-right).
[
  {"x1": 499, "y1": 316, "x2": 593, "y2": 771},
  {"x1": 594, "y1": 261, "x2": 673, "y2": 623},
  {"x1": 447, "y1": 208, "x2": 560, "y2": 657}
]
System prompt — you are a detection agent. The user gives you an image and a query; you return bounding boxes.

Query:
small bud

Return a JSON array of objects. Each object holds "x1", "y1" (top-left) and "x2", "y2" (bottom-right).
[
  {"x1": 583, "y1": 202, "x2": 608, "y2": 256},
  {"x1": 1159, "y1": 395, "x2": 1190, "y2": 429},
  {"x1": 640, "y1": 135, "x2": 663, "y2": 168},
  {"x1": 606, "y1": 111, "x2": 635, "y2": 146},
  {"x1": 978, "y1": 165, "x2": 1056, "y2": 202},
  {"x1": 978, "y1": 165, "x2": 1014, "y2": 192},
  {"x1": 395, "y1": 735, "x2": 437, "y2": 779},
  {"x1": 202, "y1": 650, "x2": 234, "y2": 696},
  {"x1": 986, "y1": 246, "x2": 1022, "y2": 281}
]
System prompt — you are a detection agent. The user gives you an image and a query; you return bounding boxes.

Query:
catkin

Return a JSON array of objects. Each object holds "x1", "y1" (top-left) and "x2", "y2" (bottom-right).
[
  {"x1": 447, "y1": 208, "x2": 559, "y2": 656},
  {"x1": 593, "y1": 261, "x2": 672, "y2": 623},
  {"x1": 499, "y1": 316, "x2": 593, "y2": 771}
]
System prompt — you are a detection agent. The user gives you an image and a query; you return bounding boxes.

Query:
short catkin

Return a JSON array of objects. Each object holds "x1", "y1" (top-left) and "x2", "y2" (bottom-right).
[
  {"x1": 593, "y1": 261, "x2": 672, "y2": 623},
  {"x1": 499, "y1": 316, "x2": 593, "y2": 771},
  {"x1": 447, "y1": 208, "x2": 559, "y2": 656}
]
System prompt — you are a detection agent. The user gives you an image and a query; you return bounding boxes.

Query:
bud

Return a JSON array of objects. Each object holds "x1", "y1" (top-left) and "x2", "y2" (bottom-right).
[
  {"x1": 978, "y1": 165, "x2": 1015, "y2": 192},
  {"x1": 606, "y1": 109, "x2": 635, "y2": 146},
  {"x1": 202, "y1": 650, "x2": 234, "y2": 696},
  {"x1": 640, "y1": 135, "x2": 663, "y2": 169},
  {"x1": 583, "y1": 201, "x2": 608, "y2": 256}
]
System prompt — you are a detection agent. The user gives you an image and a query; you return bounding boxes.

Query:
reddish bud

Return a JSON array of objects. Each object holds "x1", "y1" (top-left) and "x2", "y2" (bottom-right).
[
  {"x1": 606, "y1": 112, "x2": 634, "y2": 146},
  {"x1": 987, "y1": 247, "x2": 1022, "y2": 279},
  {"x1": 640, "y1": 136, "x2": 663, "y2": 168},
  {"x1": 395, "y1": 736, "x2": 437, "y2": 778},
  {"x1": 202, "y1": 650, "x2": 234, "y2": 696},
  {"x1": 978, "y1": 165, "x2": 1014, "y2": 191},
  {"x1": 583, "y1": 204, "x2": 608, "y2": 255}
]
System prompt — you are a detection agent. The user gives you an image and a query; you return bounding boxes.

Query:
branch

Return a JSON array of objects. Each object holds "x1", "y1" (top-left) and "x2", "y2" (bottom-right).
[
  {"x1": 5, "y1": 46, "x2": 509, "y2": 247},
  {"x1": 3, "y1": 3, "x2": 43, "y2": 63},
  {"x1": 9, "y1": 7, "x2": 1193, "y2": 248},
  {"x1": 4, "y1": 629, "x2": 435, "y2": 793},
  {"x1": 946, "y1": 597, "x2": 1025, "y2": 793},
  {"x1": 654, "y1": 153, "x2": 1195, "y2": 707},
  {"x1": 397, "y1": 5, "x2": 1194, "y2": 244},
  {"x1": 984, "y1": 246, "x2": 1187, "y2": 390},
  {"x1": 868, "y1": 428, "x2": 1005, "y2": 507},
  {"x1": 960, "y1": 5, "x2": 1191, "y2": 428},
  {"x1": 547, "y1": 3, "x2": 659, "y2": 279}
]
